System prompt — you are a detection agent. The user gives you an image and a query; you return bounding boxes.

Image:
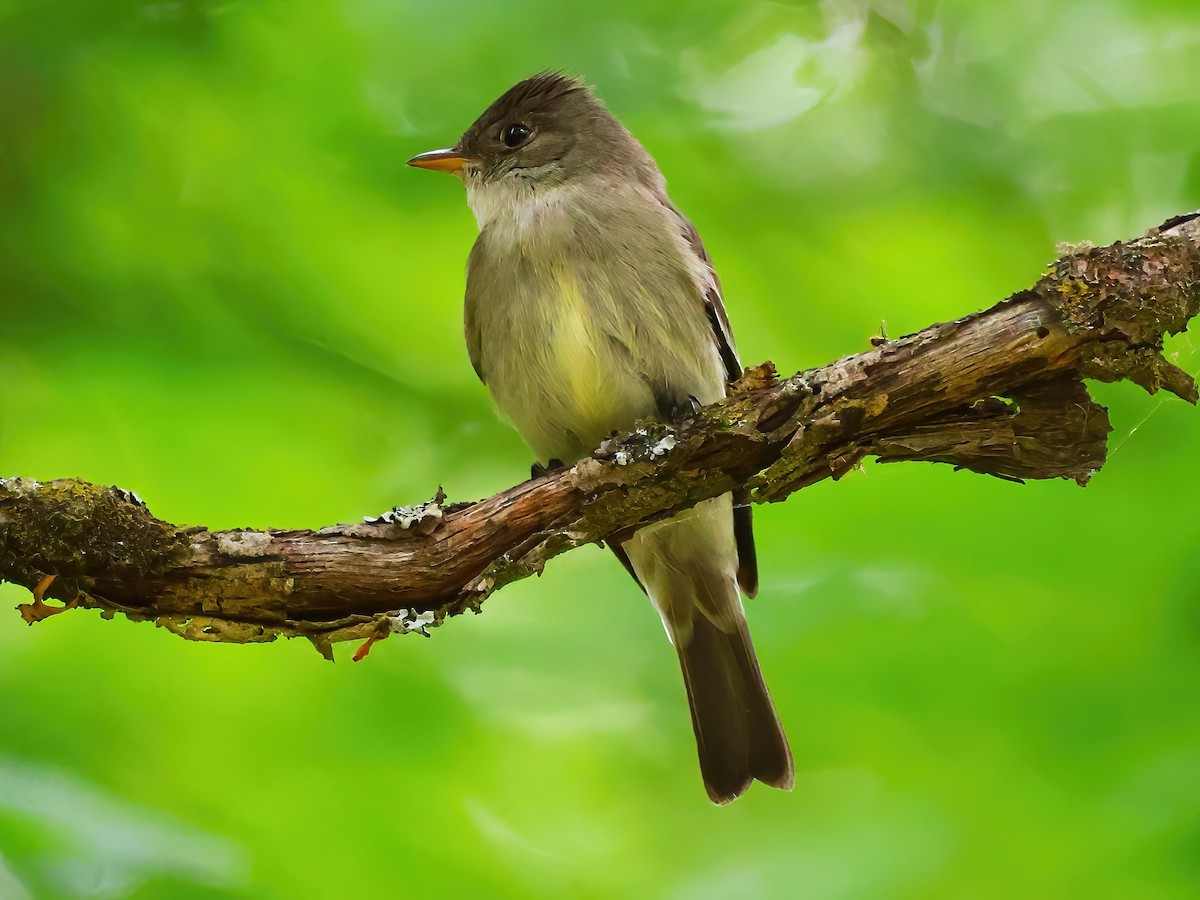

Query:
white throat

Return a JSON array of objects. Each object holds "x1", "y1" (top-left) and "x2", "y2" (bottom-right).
[{"x1": 464, "y1": 175, "x2": 583, "y2": 239}]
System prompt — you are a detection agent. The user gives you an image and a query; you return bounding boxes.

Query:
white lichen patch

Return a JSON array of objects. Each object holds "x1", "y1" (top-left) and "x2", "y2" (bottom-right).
[
  {"x1": 387, "y1": 608, "x2": 437, "y2": 636},
  {"x1": 600, "y1": 425, "x2": 678, "y2": 467},
  {"x1": 650, "y1": 434, "x2": 677, "y2": 457},
  {"x1": 0, "y1": 477, "x2": 40, "y2": 495},
  {"x1": 364, "y1": 491, "x2": 446, "y2": 529}
]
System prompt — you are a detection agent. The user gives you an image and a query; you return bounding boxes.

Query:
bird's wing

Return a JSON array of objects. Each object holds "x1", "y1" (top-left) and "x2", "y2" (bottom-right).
[
  {"x1": 464, "y1": 308, "x2": 485, "y2": 383},
  {"x1": 656, "y1": 193, "x2": 759, "y2": 598},
  {"x1": 656, "y1": 195, "x2": 743, "y2": 384},
  {"x1": 464, "y1": 243, "x2": 488, "y2": 384}
]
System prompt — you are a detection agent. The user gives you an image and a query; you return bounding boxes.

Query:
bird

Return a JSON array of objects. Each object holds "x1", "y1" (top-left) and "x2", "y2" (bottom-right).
[{"x1": 408, "y1": 72, "x2": 793, "y2": 803}]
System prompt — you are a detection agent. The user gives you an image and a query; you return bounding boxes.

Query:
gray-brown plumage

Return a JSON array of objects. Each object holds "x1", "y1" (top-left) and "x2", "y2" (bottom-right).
[{"x1": 409, "y1": 72, "x2": 792, "y2": 803}]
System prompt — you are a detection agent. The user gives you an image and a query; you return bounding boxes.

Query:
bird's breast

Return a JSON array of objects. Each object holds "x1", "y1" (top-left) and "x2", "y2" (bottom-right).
[
  {"x1": 464, "y1": 180, "x2": 724, "y2": 461},
  {"x1": 479, "y1": 262, "x2": 657, "y2": 461}
]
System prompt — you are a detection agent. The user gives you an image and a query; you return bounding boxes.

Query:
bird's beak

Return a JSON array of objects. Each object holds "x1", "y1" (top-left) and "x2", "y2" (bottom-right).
[{"x1": 407, "y1": 148, "x2": 469, "y2": 174}]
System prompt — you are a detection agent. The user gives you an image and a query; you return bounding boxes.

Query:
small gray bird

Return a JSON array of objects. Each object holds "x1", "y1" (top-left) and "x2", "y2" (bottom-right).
[{"x1": 409, "y1": 72, "x2": 793, "y2": 803}]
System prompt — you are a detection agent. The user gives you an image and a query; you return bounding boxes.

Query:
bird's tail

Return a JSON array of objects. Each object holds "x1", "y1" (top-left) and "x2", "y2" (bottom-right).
[
  {"x1": 624, "y1": 496, "x2": 793, "y2": 804},
  {"x1": 674, "y1": 585, "x2": 794, "y2": 804}
]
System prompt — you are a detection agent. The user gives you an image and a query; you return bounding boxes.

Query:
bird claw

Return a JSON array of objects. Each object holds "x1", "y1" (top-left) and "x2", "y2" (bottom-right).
[
  {"x1": 530, "y1": 458, "x2": 566, "y2": 479},
  {"x1": 17, "y1": 574, "x2": 79, "y2": 625},
  {"x1": 670, "y1": 396, "x2": 702, "y2": 421}
]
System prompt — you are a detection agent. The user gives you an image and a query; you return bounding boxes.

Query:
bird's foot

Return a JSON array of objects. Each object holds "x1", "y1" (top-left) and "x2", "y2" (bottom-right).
[
  {"x1": 669, "y1": 396, "x2": 702, "y2": 421},
  {"x1": 530, "y1": 458, "x2": 566, "y2": 479},
  {"x1": 17, "y1": 575, "x2": 79, "y2": 625}
]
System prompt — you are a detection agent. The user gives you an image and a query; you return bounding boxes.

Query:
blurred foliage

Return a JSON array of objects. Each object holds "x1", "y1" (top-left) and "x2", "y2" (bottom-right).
[{"x1": 2, "y1": 0, "x2": 1200, "y2": 897}]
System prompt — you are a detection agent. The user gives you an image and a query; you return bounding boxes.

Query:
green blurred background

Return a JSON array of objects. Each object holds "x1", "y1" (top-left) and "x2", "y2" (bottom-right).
[{"x1": 2, "y1": 0, "x2": 1200, "y2": 897}]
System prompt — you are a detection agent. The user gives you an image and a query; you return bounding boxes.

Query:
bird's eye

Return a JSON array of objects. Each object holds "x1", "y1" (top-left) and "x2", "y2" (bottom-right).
[{"x1": 501, "y1": 123, "x2": 532, "y2": 148}]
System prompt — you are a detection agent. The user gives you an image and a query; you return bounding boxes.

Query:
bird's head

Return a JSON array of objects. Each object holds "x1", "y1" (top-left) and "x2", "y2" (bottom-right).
[{"x1": 408, "y1": 72, "x2": 654, "y2": 193}]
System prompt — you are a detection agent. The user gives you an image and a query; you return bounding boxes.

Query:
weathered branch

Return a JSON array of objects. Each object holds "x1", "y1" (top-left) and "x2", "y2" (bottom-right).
[{"x1": 3, "y1": 213, "x2": 1199, "y2": 658}]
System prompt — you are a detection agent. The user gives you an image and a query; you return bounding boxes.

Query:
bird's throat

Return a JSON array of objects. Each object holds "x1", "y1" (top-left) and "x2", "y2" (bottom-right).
[{"x1": 465, "y1": 177, "x2": 581, "y2": 238}]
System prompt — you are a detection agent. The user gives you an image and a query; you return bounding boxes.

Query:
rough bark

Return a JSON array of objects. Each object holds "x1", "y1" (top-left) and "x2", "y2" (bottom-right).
[{"x1": 3, "y1": 213, "x2": 1199, "y2": 659}]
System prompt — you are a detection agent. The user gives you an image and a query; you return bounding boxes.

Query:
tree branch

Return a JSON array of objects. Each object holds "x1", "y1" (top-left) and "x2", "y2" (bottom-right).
[{"x1": 4, "y1": 213, "x2": 1199, "y2": 659}]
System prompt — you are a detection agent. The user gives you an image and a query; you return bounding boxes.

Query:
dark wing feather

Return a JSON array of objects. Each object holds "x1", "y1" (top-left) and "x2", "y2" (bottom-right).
[
  {"x1": 464, "y1": 241, "x2": 488, "y2": 383},
  {"x1": 656, "y1": 194, "x2": 759, "y2": 598},
  {"x1": 659, "y1": 198, "x2": 743, "y2": 383},
  {"x1": 732, "y1": 492, "x2": 758, "y2": 598},
  {"x1": 464, "y1": 301, "x2": 485, "y2": 383},
  {"x1": 608, "y1": 540, "x2": 646, "y2": 594}
]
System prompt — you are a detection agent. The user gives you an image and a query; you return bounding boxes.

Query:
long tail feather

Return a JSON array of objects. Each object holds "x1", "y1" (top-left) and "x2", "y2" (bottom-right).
[
  {"x1": 677, "y1": 607, "x2": 793, "y2": 803},
  {"x1": 623, "y1": 495, "x2": 792, "y2": 803}
]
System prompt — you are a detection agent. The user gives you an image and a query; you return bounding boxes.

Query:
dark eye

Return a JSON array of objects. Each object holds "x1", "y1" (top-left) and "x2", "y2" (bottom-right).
[{"x1": 501, "y1": 123, "x2": 532, "y2": 148}]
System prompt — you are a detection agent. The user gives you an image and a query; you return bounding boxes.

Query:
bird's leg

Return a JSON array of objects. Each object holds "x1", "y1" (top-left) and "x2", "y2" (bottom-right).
[
  {"x1": 669, "y1": 395, "x2": 703, "y2": 422},
  {"x1": 17, "y1": 574, "x2": 79, "y2": 625},
  {"x1": 530, "y1": 458, "x2": 566, "y2": 479}
]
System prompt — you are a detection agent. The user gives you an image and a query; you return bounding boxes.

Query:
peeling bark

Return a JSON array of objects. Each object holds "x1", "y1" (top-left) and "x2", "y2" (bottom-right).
[{"x1": 3, "y1": 213, "x2": 1199, "y2": 658}]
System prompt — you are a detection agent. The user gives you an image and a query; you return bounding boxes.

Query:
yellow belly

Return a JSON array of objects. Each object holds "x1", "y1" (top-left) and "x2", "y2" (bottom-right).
[{"x1": 488, "y1": 268, "x2": 657, "y2": 462}]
